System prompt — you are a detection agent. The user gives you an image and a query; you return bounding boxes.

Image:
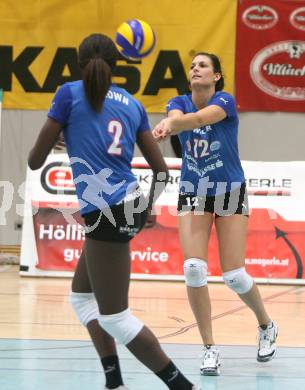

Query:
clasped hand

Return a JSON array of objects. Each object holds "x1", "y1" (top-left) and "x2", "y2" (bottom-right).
[{"x1": 152, "y1": 118, "x2": 173, "y2": 141}]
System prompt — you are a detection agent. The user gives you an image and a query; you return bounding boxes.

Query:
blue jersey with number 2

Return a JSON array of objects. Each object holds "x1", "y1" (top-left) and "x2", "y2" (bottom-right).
[
  {"x1": 48, "y1": 81, "x2": 150, "y2": 215},
  {"x1": 167, "y1": 91, "x2": 245, "y2": 196}
]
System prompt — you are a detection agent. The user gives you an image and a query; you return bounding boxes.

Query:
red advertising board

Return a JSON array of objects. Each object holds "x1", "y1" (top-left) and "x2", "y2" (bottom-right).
[
  {"x1": 32, "y1": 204, "x2": 305, "y2": 281},
  {"x1": 236, "y1": 0, "x2": 305, "y2": 112}
]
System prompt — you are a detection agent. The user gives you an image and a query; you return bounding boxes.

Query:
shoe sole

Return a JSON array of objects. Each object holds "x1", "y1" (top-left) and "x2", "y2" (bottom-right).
[
  {"x1": 200, "y1": 367, "x2": 220, "y2": 376},
  {"x1": 257, "y1": 349, "x2": 276, "y2": 362}
]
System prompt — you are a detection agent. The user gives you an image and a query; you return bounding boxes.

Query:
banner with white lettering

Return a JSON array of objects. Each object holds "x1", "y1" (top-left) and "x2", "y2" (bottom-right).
[
  {"x1": 236, "y1": 0, "x2": 305, "y2": 112},
  {"x1": 0, "y1": 0, "x2": 236, "y2": 112},
  {"x1": 20, "y1": 155, "x2": 305, "y2": 284}
]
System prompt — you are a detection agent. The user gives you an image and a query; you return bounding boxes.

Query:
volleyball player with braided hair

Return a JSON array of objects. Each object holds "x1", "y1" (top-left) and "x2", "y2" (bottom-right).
[{"x1": 29, "y1": 34, "x2": 198, "y2": 390}]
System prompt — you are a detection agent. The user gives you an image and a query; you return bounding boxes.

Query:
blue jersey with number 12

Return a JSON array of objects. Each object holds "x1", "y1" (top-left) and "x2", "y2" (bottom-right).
[
  {"x1": 167, "y1": 91, "x2": 245, "y2": 196},
  {"x1": 48, "y1": 81, "x2": 150, "y2": 215}
]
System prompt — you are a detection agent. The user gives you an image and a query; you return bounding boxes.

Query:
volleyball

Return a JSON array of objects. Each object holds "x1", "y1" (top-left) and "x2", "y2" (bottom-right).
[{"x1": 115, "y1": 19, "x2": 156, "y2": 60}]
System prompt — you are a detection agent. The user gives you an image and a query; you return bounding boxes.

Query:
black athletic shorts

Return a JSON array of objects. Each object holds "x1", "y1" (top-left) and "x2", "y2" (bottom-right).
[
  {"x1": 83, "y1": 193, "x2": 147, "y2": 242},
  {"x1": 177, "y1": 182, "x2": 249, "y2": 217}
]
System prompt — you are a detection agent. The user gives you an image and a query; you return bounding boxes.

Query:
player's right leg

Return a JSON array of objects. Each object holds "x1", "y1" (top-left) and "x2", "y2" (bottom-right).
[{"x1": 178, "y1": 207, "x2": 220, "y2": 375}]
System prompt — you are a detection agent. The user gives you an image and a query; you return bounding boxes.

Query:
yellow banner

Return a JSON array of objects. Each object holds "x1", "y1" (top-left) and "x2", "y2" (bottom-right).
[{"x1": 0, "y1": 0, "x2": 237, "y2": 112}]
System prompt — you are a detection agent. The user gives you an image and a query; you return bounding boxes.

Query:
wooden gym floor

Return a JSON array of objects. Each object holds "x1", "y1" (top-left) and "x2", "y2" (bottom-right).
[{"x1": 0, "y1": 265, "x2": 304, "y2": 389}]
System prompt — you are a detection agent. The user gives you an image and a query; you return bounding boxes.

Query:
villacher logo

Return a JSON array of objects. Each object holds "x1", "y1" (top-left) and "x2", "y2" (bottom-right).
[
  {"x1": 242, "y1": 5, "x2": 278, "y2": 30},
  {"x1": 290, "y1": 7, "x2": 305, "y2": 31},
  {"x1": 250, "y1": 40, "x2": 305, "y2": 101}
]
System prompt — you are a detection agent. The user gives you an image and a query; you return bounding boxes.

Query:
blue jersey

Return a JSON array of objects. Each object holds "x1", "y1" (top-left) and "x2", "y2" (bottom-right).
[
  {"x1": 167, "y1": 91, "x2": 245, "y2": 196},
  {"x1": 48, "y1": 81, "x2": 150, "y2": 215}
]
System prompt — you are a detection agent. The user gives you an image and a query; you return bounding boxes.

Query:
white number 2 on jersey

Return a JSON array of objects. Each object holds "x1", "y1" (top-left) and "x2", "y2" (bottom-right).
[{"x1": 107, "y1": 120, "x2": 123, "y2": 155}]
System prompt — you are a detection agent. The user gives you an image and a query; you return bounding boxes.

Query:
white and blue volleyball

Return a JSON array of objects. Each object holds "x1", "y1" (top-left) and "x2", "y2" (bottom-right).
[{"x1": 115, "y1": 19, "x2": 156, "y2": 60}]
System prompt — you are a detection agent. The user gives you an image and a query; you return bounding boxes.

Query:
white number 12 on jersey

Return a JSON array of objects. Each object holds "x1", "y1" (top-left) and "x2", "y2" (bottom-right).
[{"x1": 186, "y1": 138, "x2": 209, "y2": 158}]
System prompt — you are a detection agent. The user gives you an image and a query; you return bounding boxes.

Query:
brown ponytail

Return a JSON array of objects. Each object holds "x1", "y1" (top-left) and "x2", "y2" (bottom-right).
[{"x1": 78, "y1": 34, "x2": 118, "y2": 112}]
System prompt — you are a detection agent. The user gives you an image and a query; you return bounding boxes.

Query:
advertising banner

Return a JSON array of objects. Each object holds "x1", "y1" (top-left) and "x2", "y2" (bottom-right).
[
  {"x1": 20, "y1": 155, "x2": 305, "y2": 284},
  {"x1": 236, "y1": 0, "x2": 305, "y2": 112},
  {"x1": 0, "y1": 0, "x2": 236, "y2": 112}
]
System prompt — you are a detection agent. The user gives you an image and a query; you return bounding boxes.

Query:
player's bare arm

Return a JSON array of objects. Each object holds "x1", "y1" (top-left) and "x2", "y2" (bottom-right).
[{"x1": 28, "y1": 118, "x2": 62, "y2": 170}]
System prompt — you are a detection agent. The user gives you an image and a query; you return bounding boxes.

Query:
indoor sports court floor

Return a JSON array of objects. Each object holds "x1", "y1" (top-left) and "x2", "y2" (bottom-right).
[{"x1": 0, "y1": 264, "x2": 305, "y2": 390}]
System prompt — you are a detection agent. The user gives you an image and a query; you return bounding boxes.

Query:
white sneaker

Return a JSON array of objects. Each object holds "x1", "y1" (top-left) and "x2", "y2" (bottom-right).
[
  {"x1": 257, "y1": 321, "x2": 278, "y2": 362},
  {"x1": 200, "y1": 345, "x2": 220, "y2": 376}
]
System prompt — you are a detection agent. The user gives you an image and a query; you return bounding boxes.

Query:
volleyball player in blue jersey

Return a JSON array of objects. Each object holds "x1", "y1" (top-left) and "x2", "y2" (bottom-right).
[
  {"x1": 28, "y1": 34, "x2": 197, "y2": 390},
  {"x1": 153, "y1": 53, "x2": 278, "y2": 375}
]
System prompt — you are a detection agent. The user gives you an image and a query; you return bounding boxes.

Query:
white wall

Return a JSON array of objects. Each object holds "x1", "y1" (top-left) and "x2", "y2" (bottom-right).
[
  {"x1": 238, "y1": 112, "x2": 305, "y2": 161},
  {"x1": 0, "y1": 109, "x2": 304, "y2": 245}
]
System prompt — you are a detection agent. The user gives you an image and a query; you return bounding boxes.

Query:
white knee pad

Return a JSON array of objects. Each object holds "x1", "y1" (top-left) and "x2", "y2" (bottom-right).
[
  {"x1": 184, "y1": 258, "x2": 208, "y2": 287},
  {"x1": 70, "y1": 292, "x2": 99, "y2": 326},
  {"x1": 98, "y1": 308, "x2": 144, "y2": 345},
  {"x1": 222, "y1": 267, "x2": 253, "y2": 294}
]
